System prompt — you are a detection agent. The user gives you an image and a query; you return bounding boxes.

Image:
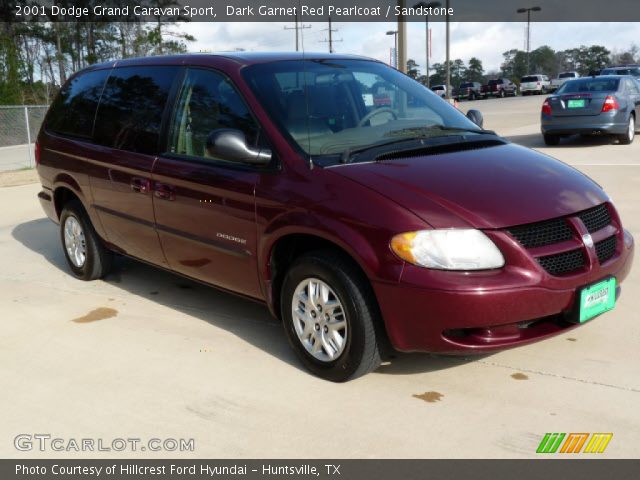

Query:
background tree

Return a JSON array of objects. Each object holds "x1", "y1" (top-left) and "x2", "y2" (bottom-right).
[
  {"x1": 406, "y1": 59, "x2": 420, "y2": 79},
  {"x1": 466, "y1": 57, "x2": 484, "y2": 83}
]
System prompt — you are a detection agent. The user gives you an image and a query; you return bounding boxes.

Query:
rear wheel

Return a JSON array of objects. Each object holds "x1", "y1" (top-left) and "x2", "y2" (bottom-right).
[
  {"x1": 60, "y1": 200, "x2": 112, "y2": 280},
  {"x1": 543, "y1": 134, "x2": 561, "y2": 146},
  {"x1": 617, "y1": 115, "x2": 635, "y2": 145},
  {"x1": 281, "y1": 251, "x2": 382, "y2": 382},
  {"x1": 499, "y1": 89, "x2": 505, "y2": 98}
]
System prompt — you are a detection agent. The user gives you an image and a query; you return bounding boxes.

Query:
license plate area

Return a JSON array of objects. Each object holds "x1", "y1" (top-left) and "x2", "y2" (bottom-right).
[
  {"x1": 578, "y1": 277, "x2": 616, "y2": 323},
  {"x1": 567, "y1": 99, "x2": 586, "y2": 108}
]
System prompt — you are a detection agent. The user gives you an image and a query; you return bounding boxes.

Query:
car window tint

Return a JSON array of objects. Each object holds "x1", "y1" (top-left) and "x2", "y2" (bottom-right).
[
  {"x1": 94, "y1": 66, "x2": 179, "y2": 155},
  {"x1": 168, "y1": 68, "x2": 259, "y2": 162},
  {"x1": 46, "y1": 69, "x2": 110, "y2": 139},
  {"x1": 559, "y1": 78, "x2": 620, "y2": 94}
]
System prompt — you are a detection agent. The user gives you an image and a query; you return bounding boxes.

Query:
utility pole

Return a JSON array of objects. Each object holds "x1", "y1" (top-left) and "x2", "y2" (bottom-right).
[
  {"x1": 414, "y1": 2, "x2": 442, "y2": 87},
  {"x1": 284, "y1": 13, "x2": 311, "y2": 52},
  {"x1": 319, "y1": 17, "x2": 342, "y2": 53}
]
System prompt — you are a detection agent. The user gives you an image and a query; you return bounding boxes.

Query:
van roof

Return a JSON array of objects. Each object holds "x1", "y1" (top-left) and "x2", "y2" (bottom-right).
[{"x1": 89, "y1": 51, "x2": 376, "y2": 70}]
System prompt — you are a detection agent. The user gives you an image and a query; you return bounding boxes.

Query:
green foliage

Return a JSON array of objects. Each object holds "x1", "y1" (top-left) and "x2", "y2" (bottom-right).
[{"x1": 0, "y1": 10, "x2": 196, "y2": 105}]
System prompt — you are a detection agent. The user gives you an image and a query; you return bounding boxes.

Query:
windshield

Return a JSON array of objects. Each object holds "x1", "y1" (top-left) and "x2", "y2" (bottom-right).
[
  {"x1": 557, "y1": 78, "x2": 620, "y2": 94},
  {"x1": 521, "y1": 76, "x2": 538, "y2": 82},
  {"x1": 460, "y1": 82, "x2": 473, "y2": 88},
  {"x1": 242, "y1": 59, "x2": 480, "y2": 157},
  {"x1": 559, "y1": 72, "x2": 576, "y2": 78}
]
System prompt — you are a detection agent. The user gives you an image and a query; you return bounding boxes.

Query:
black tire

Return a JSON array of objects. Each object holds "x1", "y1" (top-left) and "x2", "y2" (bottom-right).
[
  {"x1": 543, "y1": 134, "x2": 561, "y2": 146},
  {"x1": 499, "y1": 89, "x2": 505, "y2": 98},
  {"x1": 60, "y1": 200, "x2": 112, "y2": 280},
  {"x1": 617, "y1": 115, "x2": 635, "y2": 145},
  {"x1": 281, "y1": 250, "x2": 382, "y2": 382}
]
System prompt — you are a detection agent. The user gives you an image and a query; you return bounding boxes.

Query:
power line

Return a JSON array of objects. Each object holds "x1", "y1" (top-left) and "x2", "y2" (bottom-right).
[
  {"x1": 284, "y1": 14, "x2": 311, "y2": 52},
  {"x1": 319, "y1": 17, "x2": 342, "y2": 53}
]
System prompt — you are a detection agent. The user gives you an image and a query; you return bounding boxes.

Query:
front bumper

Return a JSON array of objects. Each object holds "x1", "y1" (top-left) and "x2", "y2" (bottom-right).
[{"x1": 373, "y1": 228, "x2": 634, "y2": 353}]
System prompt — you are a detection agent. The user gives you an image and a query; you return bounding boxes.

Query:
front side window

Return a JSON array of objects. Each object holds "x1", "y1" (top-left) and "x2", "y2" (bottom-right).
[
  {"x1": 168, "y1": 68, "x2": 259, "y2": 162},
  {"x1": 242, "y1": 59, "x2": 479, "y2": 159},
  {"x1": 94, "y1": 66, "x2": 179, "y2": 155}
]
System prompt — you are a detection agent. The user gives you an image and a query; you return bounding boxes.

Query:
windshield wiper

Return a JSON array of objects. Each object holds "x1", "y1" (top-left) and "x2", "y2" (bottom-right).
[
  {"x1": 338, "y1": 128, "x2": 501, "y2": 164},
  {"x1": 340, "y1": 138, "x2": 426, "y2": 164},
  {"x1": 385, "y1": 125, "x2": 495, "y2": 138}
]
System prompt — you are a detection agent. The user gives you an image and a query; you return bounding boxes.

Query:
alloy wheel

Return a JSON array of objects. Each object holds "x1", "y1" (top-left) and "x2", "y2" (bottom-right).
[{"x1": 291, "y1": 278, "x2": 348, "y2": 362}]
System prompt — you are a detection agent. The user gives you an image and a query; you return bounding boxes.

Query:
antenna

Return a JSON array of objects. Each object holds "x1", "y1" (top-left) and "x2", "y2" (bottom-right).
[
  {"x1": 319, "y1": 17, "x2": 342, "y2": 53},
  {"x1": 284, "y1": 13, "x2": 311, "y2": 52}
]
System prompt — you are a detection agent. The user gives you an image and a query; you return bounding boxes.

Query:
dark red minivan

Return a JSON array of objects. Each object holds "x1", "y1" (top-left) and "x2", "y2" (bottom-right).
[{"x1": 36, "y1": 53, "x2": 634, "y2": 381}]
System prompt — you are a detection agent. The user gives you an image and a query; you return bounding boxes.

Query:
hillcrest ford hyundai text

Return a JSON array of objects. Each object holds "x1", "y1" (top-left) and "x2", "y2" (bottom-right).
[{"x1": 36, "y1": 53, "x2": 634, "y2": 381}]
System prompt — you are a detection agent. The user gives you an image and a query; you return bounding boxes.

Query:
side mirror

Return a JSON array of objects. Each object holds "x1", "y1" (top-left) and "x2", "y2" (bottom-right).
[
  {"x1": 206, "y1": 129, "x2": 271, "y2": 165},
  {"x1": 466, "y1": 109, "x2": 484, "y2": 128}
]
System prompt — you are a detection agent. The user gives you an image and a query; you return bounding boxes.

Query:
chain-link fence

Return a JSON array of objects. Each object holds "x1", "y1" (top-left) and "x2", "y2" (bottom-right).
[{"x1": 0, "y1": 106, "x2": 49, "y2": 172}]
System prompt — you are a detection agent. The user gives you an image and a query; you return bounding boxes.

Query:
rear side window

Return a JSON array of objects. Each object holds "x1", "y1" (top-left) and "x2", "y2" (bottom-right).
[
  {"x1": 94, "y1": 66, "x2": 179, "y2": 155},
  {"x1": 46, "y1": 69, "x2": 110, "y2": 139}
]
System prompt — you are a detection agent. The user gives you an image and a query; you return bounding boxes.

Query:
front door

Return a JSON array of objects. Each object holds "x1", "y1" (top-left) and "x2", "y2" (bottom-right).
[{"x1": 152, "y1": 67, "x2": 266, "y2": 299}]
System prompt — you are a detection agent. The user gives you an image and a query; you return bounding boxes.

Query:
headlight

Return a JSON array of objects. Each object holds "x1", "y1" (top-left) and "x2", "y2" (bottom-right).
[{"x1": 390, "y1": 229, "x2": 505, "y2": 270}]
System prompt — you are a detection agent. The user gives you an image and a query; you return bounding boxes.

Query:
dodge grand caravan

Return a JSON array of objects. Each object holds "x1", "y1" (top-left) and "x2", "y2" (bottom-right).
[{"x1": 36, "y1": 53, "x2": 634, "y2": 381}]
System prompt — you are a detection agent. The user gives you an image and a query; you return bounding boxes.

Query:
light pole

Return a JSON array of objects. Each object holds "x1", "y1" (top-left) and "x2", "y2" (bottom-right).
[
  {"x1": 445, "y1": 0, "x2": 450, "y2": 98},
  {"x1": 414, "y1": 1, "x2": 441, "y2": 87},
  {"x1": 386, "y1": 30, "x2": 399, "y2": 68},
  {"x1": 517, "y1": 6, "x2": 541, "y2": 74}
]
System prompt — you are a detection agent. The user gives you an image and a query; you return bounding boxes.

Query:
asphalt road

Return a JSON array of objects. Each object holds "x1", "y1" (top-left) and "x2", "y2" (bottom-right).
[{"x1": 1, "y1": 94, "x2": 638, "y2": 459}]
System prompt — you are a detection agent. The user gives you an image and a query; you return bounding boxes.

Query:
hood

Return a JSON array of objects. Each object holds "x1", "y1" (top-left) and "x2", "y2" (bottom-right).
[{"x1": 330, "y1": 142, "x2": 608, "y2": 229}]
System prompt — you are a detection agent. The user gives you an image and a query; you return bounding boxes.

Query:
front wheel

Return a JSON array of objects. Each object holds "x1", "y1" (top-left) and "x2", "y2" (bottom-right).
[
  {"x1": 617, "y1": 115, "x2": 635, "y2": 145},
  {"x1": 281, "y1": 251, "x2": 382, "y2": 382},
  {"x1": 60, "y1": 200, "x2": 112, "y2": 280}
]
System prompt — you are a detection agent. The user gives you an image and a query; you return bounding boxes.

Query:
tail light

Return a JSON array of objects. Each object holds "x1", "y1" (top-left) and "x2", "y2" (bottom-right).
[
  {"x1": 601, "y1": 95, "x2": 620, "y2": 112},
  {"x1": 34, "y1": 141, "x2": 41, "y2": 166},
  {"x1": 541, "y1": 99, "x2": 552, "y2": 115}
]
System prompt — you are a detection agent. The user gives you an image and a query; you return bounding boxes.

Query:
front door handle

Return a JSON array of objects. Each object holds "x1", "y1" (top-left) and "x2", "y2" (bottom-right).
[
  {"x1": 130, "y1": 177, "x2": 151, "y2": 194},
  {"x1": 154, "y1": 183, "x2": 175, "y2": 201}
]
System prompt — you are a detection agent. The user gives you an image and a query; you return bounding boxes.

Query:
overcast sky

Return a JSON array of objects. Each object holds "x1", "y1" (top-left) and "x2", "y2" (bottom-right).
[{"x1": 182, "y1": 22, "x2": 639, "y2": 74}]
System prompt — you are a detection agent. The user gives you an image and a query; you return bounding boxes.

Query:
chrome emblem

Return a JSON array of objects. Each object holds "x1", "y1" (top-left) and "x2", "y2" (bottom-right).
[{"x1": 582, "y1": 233, "x2": 594, "y2": 248}]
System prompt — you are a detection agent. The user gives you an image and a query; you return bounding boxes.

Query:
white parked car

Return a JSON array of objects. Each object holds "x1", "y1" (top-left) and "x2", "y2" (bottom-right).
[
  {"x1": 430, "y1": 84, "x2": 452, "y2": 98},
  {"x1": 550, "y1": 72, "x2": 580, "y2": 92},
  {"x1": 520, "y1": 74, "x2": 551, "y2": 95}
]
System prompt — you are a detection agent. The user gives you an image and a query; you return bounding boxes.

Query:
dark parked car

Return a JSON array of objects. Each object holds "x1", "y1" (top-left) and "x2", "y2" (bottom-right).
[
  {"x1": 454, "y1": 81, "x2": 482, "y2": 100},
  {"x1": 480, "y1": 78, "x2": 518, "y2": 98},
  {"x1": 600, "y1": 65, "x2": 640, "y2": 81},
  {"x1": 36, "y1": 53, "x2": 634, "y2": 381},
  {"x1": 541, "y1": 75, "x2": 640, "y2": 145}
]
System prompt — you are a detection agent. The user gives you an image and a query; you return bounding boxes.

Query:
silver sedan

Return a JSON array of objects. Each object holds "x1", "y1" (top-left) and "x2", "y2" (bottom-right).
[{"x1": 541, "y1": 75, "x2": 640, "y2": 145}]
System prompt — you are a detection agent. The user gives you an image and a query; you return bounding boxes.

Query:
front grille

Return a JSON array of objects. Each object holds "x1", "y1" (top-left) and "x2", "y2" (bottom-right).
[
  {"x1": 507, "y1": 203, "x2": 615, "y2": 276},
  {"x1": 536, "y1": 249, "x2": 586, "y2": 276},
  {"x1": 595, "y1": 235, "x2": 617, "y2": 264},
  {"x1": 579, "y1": 204, "x2": 611, "y2": 233},
  {"x1": 507, "y1": 218, "x2": 573, "y2": 248}
]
